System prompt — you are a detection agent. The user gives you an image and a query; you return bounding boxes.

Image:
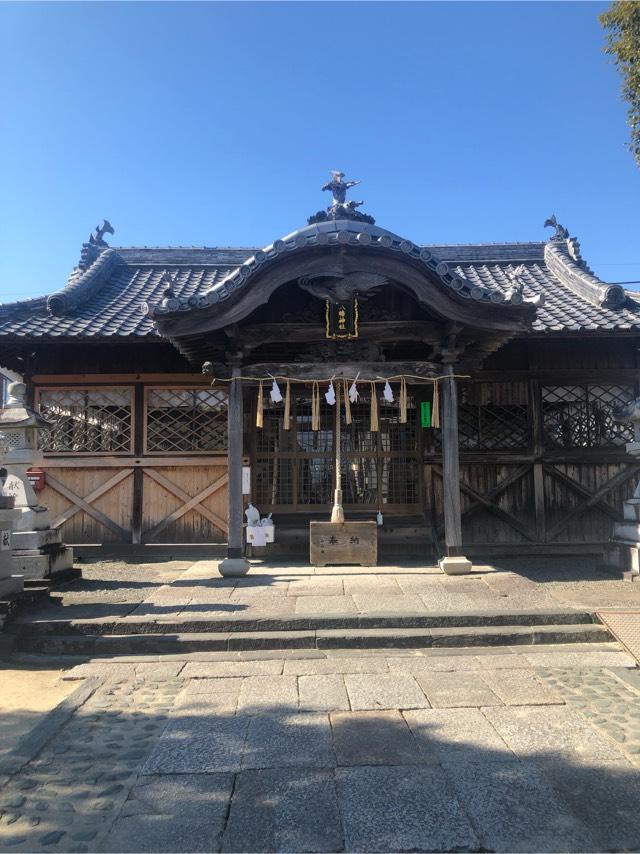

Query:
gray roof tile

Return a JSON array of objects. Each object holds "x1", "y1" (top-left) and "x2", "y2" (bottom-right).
[{"x1": 0, "y1": 238, "x2": 638, "y2": 340}]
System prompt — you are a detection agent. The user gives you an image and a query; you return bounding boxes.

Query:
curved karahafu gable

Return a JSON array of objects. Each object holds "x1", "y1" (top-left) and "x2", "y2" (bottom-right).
[{"x1": 145, "y1": 220, "x2": 540, "y2": 343}]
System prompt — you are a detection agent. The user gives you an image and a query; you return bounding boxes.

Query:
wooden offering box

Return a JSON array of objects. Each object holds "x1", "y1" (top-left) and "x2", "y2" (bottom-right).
[{"x1": 309, "y1": 521, "x2": 377, "y2": 567}]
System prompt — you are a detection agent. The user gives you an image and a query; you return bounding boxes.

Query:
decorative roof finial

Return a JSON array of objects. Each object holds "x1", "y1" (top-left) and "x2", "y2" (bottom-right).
[
  {"x1": 544, "y1": 214, "x2": 569, "y2": 242},
  {"x1": 89, "y1": 219, "x2": 114, "y2": 247},
  {"x1": 308, "y1": 171, "x2": 375, "y2": 226}
]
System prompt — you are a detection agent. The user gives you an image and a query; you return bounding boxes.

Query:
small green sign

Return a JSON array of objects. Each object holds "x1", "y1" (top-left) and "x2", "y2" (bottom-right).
[{"x1": 421, "y1": 401, "x2": 431, "y2": 428}]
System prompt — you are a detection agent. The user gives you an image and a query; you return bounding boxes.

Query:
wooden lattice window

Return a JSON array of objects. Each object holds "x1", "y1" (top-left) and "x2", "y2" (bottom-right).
[
  {"x1": 542, "y1": 384, "x2": 634, "y2": 448},
  {"x1": 37, "y1": 387, "x2": 133, "y2": 454},
  {"x1": 457, "y1": 382, "x2": 530, "y2": 450},
  {"x1": 145, "y1": 387, "x2": 227, "y2": 454}
]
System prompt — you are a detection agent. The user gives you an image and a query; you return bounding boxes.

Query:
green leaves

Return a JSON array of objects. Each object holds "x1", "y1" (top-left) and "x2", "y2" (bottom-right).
[{"x1": 601, "y1": 1, "x2": 640, "y2": 167}]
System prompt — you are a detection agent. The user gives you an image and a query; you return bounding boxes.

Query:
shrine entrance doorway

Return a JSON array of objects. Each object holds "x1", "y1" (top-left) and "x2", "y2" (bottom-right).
[{"x1": 251, "y1": 385, "x2": 422, "y2": 516}]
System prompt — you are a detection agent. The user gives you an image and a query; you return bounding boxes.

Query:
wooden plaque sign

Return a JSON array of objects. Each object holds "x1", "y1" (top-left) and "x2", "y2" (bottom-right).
[
  {"x1": 325, "y1": 298, "x2": 358, "y2": 339},
  {"x1": 309, "y1": 520, "x2": 377, "y2": 567}
]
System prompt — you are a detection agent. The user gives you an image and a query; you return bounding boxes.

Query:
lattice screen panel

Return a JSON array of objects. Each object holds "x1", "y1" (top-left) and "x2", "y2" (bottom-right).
[
  {"x1": 255, "y1": 458, "x2": 294, "y2": 506},
  {"x1": 542, "y1": 384, "x2": 634, "y2": 448},
  {"x1": 381, "y1": 458, "x2": 419, "y2": 505},
  {"x1": 458, "y1": 403, "x2": 530, "y2": 450},
  {"x1": 146, "y1": 388, "x2": 227, "y2": 453},
  {"x1": 38, "y1": 388, "x2": 133, "y2": 453}
]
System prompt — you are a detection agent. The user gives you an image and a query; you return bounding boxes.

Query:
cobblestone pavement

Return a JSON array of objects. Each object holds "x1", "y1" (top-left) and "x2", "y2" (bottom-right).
[{"x1": 1, "y1": 644, "x2": 640, "y2": 853}]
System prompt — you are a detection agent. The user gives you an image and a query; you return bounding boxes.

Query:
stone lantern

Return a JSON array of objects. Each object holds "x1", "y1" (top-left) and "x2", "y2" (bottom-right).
[
  {"x1": 0, "y1": 382, "x2": 73, "y2": 580},
  {"x1": 0, "y1": 436, "x2": 23, "y2": 599}
]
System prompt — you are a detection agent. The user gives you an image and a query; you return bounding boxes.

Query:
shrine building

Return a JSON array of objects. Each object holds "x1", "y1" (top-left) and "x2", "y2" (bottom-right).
[{"x1": 0, "y1": 174, "x2": 639, "y2": 571}]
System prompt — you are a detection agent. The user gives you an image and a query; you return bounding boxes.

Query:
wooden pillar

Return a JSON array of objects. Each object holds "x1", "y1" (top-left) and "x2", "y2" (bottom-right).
[
  {"x1": 219, "y1": 366, "x2": 250, "y2": 576},
  {"x1": 438, "y1": 364, "x2": 472, "y2": 574}
]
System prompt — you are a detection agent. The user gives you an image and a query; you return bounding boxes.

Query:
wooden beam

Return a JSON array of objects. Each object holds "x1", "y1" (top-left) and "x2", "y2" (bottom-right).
[
  {"x1": 236, "y1": 362, "x2": 440, "y2": 381},
  {"x1": 41, "y1": 456, "x2": 228, "y2": 467},
  {"x1": 237, "y1": 321, "x2": 443, "y2": 348},
  {"x1": 226, "y1": 369, "x2": 245, "y2": 558},
  {"x1": 440, "y1": 367, "x2": 464, "y2": 556},
  {"x1": 32, "y1": 373, "x2": 209, "y2": 384}
]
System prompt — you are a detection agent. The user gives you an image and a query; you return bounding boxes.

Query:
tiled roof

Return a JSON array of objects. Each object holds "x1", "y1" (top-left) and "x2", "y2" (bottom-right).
[{"x1": 0, "y1": 231, "x2": 638, "y2": 340}]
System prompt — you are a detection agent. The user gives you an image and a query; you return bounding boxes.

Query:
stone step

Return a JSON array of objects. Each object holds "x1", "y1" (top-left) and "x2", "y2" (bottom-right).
[
  {"x1": 12, "y1": 609, "x2": 596, "y2": 636},
  {"x1": 14, "y1": 621, "x2": 612, "y2": 655}
]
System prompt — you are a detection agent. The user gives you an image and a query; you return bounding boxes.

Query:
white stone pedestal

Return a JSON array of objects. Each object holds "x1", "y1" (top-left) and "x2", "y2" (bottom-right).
[
  {"x1": 0, "y1": 381, "x2": 74, "y2": 581},
  {"x1": 439, "y1": 555, "x2": 472, "y2": 576},
  {"x1": 0, "y1": 496, "x2": 23, "y2": 599}
]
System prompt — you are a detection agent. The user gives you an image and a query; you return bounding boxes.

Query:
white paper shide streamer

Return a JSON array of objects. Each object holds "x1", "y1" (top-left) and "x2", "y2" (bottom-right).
[
  {"x1": 383, "y1": 381, "x2": 394, "y2": 403},
  {"x1": 348, "y1": 373, "x2": 360, "y2": 404},
  {"x1": 325, "y1": 380, "x2": 336, "y2": 406},
  {"x1": 269, "y1": 377, "x2": 283, "y2": 403}
]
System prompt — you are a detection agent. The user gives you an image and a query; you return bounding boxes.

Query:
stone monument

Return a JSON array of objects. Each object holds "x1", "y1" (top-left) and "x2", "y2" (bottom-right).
[
  {"x1": 608, "y1": 397, "x2": 640, "y2": 579},
  {"x1": 0, "y1": 382, "x2": 74, "y2": 580}
]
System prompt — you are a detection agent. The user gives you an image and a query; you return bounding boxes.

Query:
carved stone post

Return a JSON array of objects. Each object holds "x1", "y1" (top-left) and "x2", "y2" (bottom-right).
[
  {"x1": 439, "y1": 365, "x2": 472, "y2": 575},
  {"x1": 219, "y1": 367, "x2": 250, "y2": 577}
]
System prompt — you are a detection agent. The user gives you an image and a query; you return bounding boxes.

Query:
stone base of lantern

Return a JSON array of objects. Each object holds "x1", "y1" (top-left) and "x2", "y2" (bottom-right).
[
  {"x1": 603, "y1": 496, "x2": 640, "y2": 580},
  {"x1": 0, "y1": 499, "x2": 23, "y2": 599},
  {"x1": 13, "y1": 543, "x2": 74, "y2": 581},
  {"x1": 0, "y1": 574, "x2": 25, "y2": 599}
]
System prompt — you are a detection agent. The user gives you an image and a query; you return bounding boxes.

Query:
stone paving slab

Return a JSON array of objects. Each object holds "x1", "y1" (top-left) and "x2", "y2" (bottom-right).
[
  {"x1": 237, "y1": 676, "x2": 298, "y2": 714},
  {"x1": 523, "y1": 648, "x2": 637, "y2": 669},
  {"x1": 535, "y1": 757, "x2": 640, "y2": 852},
  {"x1": 331, "y1": 710, "x2": 433, "y2": 766},
  {"x1": 483, "y1": 705, "x2": 626, "y2": 761},
  {"x1": 101, "y1": 773, "x2": 233, "y2": 853},
  {"x1": 415, "y1": 671, "x2": 502, "y2": 708},
  {"x1": 404, "y1": 707, "x2": 515, "y2": 762},
  {"x1": 444, "y1": 758, "x2": 597, "y2": 852},
  {"x1": 221, "y1": 768, "x2": 342, "y2": 853},
  {"x1": 142, "y1": 716, "x2": 250, "y2": 774},
  {"x1": 181, "y1": 660, "x2": 284, "y2": 679},
  {"x1": 298, "y1": 675, "x2": 349, "y2": 711},
  {"x1": 344, "y1": 673, "x2": 430, "y2": 710},
  {"x1": 351, "y1": 593, "x2": 426, "y2": 613},
  {"x1": 242, "y1": 712, "x2": 335, "y2": 769},
  {"x1": 283, "y1": 656, "x2": 390, "y2": 675},
  {"x1": 479, "y1": 668, "x2": 564, "y2": 706},
  {"x1": 293, "y1": 595, "x2": 357, "y2": 614},
  {"x1": 336, "y1": 765, "x2": 479, "y2": 852}
]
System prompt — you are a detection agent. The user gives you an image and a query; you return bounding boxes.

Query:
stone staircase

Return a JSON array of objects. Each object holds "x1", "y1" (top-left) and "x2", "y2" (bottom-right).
[{"x1": 8, "y1": 608, "x2": 612, "y2": 656}]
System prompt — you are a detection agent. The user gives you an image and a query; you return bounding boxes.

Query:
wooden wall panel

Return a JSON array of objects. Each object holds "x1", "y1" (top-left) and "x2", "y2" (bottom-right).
[
  {"x1": 43, "y1": 467, "x2": 134, "y2": 543},
  {"x1": 142, "y1": 464, "x2": 228, "y2": 544}
]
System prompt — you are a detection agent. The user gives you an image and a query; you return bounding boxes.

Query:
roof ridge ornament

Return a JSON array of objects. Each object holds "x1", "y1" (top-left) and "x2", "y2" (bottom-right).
[
  {"x1": 308, "y1": 171, "x2": 375, "y2": 226},
  {"x1": 543, "y1": 214, "x2": 569, "y2": 242},
  {"x1": 78, "y1": 219, "x2": 115, "y2": 271}
]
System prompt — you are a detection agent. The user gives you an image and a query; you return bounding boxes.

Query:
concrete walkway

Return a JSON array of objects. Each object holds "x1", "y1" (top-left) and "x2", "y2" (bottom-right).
[
  {"x1": 0, "y1": 642, "x2": 639, "y2": 852},
  {"x1": 18, "y1": 555, "x2": 640, "y2": 627},
  {"x1": 2, "y1": 557, "x2": 640, "y2": 852}
]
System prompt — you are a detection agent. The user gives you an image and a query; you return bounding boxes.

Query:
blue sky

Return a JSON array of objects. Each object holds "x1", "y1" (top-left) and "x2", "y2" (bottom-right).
[{"x1": 1, "y1": 1, "x2": 639, "y2": 301}]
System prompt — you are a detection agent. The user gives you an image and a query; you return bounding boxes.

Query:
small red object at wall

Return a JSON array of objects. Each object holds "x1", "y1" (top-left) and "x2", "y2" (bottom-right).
[{"x1": 27, "y1": 468, "x2": 46, "y2": 491}]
